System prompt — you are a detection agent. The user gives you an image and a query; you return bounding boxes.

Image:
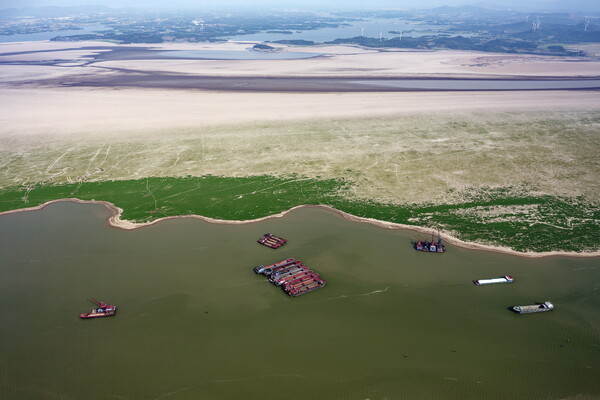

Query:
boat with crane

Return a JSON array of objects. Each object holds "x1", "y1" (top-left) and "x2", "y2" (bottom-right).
[
  {"x1": 79, "y1": 298, "x2": 117, "y2": 319},
  {"x1": 414, "y1": 231, "x2": 446, "y2": 253}
]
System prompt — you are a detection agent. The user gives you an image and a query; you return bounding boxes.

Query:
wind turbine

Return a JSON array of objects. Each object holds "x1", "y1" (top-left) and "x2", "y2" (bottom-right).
[
  {"x1": 531, "y1": 15, "x2": 541, "y2": 31},
  {"x1": 379, "y1": 31, "x2": 383, "y2": 42},
  {"x1": 192, "y1": 19, "x2": 204, "y2": 30},
  {"x1": 360, "y1": 25, "x2": 364, "y2": 37}
]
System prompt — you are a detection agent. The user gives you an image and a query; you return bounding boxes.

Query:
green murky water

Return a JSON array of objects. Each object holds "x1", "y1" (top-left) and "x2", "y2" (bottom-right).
[{"x1": 0, "y1": 201, "x2": 599, "y2": 399}]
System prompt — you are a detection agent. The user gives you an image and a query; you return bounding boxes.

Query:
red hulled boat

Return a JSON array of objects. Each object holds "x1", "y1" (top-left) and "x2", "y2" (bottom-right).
[
  {"x1": 258, "y1": 233, "x2": 288, "y2": 249},
  {"x1": 80, "y1": 298, "x2": 117, "y2": 319}
]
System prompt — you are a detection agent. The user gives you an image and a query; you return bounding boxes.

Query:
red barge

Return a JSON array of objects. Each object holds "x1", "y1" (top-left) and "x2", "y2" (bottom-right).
[
  {"x1": 80, "y1": 298, "x2": 117, "y2": 319},
  {"x1": 253, "y1": 258, "x2": 326, "y2": 296},
  {"x1": 258, "y1": 233, "x2": 287, "y2": 249}
]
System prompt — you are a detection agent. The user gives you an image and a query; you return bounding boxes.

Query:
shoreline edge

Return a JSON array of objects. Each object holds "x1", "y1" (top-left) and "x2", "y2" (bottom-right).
[{"x1": 1, "y1": 197, "x2": 598, "y2": 259}]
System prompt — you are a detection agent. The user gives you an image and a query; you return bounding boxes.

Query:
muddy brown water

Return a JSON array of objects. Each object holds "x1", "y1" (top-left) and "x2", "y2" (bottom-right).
[{"x1": 0, "y1": 201, "x2": 598, "y2": 399}]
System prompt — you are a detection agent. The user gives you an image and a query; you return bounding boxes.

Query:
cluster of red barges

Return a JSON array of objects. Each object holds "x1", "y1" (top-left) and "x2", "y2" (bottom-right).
[
  {"x1": 258, "y1": 233, "x2": 287, "y2": 249},
  {"x1": 254, "y1": 258, "x2": 326, "y2": 297}
]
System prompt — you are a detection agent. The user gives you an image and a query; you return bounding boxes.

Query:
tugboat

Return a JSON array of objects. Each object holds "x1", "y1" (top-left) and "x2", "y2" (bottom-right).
[
  {"x1": 414, "y1": 232, "x2": 446, "y2": 253},
  {"x1": 512, "y1": 301, "x2": 554, "y2": 314},
  {"x1": 80, "y1": 298, "x2": 117, "y2": 319}
]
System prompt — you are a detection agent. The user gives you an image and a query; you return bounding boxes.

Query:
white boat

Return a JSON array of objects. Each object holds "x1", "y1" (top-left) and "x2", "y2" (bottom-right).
[
  {"x1": 513, "y1": 301, "x2": 554, "y2": 314},
  {"x1": 473, "y1": 275, "x2": 514, "y2": 285}
]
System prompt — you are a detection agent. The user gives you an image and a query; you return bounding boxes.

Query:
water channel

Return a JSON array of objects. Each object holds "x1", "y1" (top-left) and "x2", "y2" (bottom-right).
[{"x1": 0, "y1": 24, "x2": 108, "y2": 43}]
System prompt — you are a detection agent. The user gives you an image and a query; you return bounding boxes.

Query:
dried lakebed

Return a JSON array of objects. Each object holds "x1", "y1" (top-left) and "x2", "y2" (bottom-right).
[{"x1": 3, "y1": 45, "x2": 600, "y2": 91}]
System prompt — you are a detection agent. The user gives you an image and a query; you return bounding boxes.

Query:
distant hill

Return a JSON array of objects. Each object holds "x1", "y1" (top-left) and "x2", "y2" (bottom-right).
[{"x1": 0, "y1": 5, "x2": 114, "y2": 18}]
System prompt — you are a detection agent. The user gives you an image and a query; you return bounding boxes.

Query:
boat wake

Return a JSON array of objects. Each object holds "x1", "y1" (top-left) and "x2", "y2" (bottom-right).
[
  {"x1": 310, "y1": 286, "x2": 390, "y2": 303},
  {"x1": 155, "y1": 386, "x2": 193, "y2": 399},
  {"x1": 359, "y1": 286, "x2": 390, "y2": 296}
]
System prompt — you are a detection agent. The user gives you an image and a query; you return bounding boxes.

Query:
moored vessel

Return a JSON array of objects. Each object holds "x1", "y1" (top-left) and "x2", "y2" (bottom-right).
[
  {"x1": 512, "y1": 301, "x2": 554, "y2": 314},
  {"x1": 80, "y1": 298, "x2": 117, "y2": 319},
  {"x1": 258, "y1": 233, "x2": 287, "y2": 249},
  {"x1": 473, "y1": 275, "x2": 514, "y2": 285},
  {"x1": 253, "y1": 258, "x2": 326, "y2": 296},
  {"x1": 414, "y1": 232, "x2": 445, "y2": 253},
  {"x1": 253, "y1": 258, "x2": 296, "y2": 274}
]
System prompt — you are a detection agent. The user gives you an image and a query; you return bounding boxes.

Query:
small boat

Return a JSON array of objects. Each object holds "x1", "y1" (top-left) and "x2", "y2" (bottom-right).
[
  {"x1": 80, "y1": 298, "x2": 117, "y2": 319},
  {"x1": 512, "y1": 301, "x2": 554, "y2": 314},
  {"x1": 473, "y1": 275, "x2": 514, "y2": 285}
]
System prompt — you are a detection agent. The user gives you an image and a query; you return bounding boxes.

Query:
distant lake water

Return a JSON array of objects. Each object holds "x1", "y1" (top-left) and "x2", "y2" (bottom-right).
[
  {"x1": 226, "y1": 18, "x2": 450, "y2": 43},
  {"x1": 0, "y1": 201, "x2": 599, "y2": 399},
  {"x1": 352, "y1": 79, "x2": 600, "y2": 90},
  {"x1": 158, "y1": 50, "x2": 322, "y2": 60},
  {"x1": 0, "y1": 24, "x2": 108, "y2": 43}
]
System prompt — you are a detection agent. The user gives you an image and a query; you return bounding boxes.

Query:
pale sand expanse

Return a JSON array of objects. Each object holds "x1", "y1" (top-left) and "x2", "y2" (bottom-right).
[
  {"x1": 98, "y1": 50, "x2": 600, "y2": 78},
  {"x1": 92, "y1": 41, "x2": 600, "y2": 78},
  {"x1": 0, "y1": 64, "x2": 104, "y2": 83},
  {"x1": 2, "y1": 41, "x2": 600, "y2": 81},
  {"x1": 3, "y1": 199, "x2": 599, "y2": 259},
  {"x1": 2, "y1": 41, "x2": 596, "y2": 141},
  {"x1": 0, "y1": 49, "x2": 110, "y2": 62},
  {"x1": 567, "y1": 43, "x2": 600, "y2": 57},
  {"x1": 2, "y1": 87, "x2": 599, "y2": 136}
]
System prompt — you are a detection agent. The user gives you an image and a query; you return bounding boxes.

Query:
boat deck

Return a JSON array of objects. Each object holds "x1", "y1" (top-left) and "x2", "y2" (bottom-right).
[{"x1": 513, "y1": 301, "x2": 554, "y2": 314}]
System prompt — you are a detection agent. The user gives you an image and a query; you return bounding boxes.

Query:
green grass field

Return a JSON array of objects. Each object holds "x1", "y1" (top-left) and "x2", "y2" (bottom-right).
[{"x1": 1, "y1": 175, "x2": 597, "y2": 253}]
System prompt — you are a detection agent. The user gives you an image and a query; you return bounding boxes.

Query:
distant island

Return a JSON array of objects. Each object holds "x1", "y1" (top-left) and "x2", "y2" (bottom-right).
[
  {"x1": 324, "y1": 35, "x2": 587, "y2": 56},
  {"x1": 251, "y1": 43, "x2": 279, "y2": 52},
  {"x1": 269, "y1": 39, "x2": 315, "y2": 46},
  {"x1": 266, "y1": 30, "x2": 293, "y2": 34}
]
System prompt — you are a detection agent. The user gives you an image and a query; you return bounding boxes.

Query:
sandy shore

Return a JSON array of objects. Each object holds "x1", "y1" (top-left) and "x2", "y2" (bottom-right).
[{"x1": 1, "y1": 198, "x2": 598, "y2": 259}]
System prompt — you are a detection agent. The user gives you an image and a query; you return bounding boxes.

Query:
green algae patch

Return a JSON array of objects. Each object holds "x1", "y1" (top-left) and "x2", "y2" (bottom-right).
[
  {"x1": 0, "y1": 176, "x2": 598, "y2": 253},
  {"x1": 0, "y1": 176, "x2": 345, "y2": 222}
]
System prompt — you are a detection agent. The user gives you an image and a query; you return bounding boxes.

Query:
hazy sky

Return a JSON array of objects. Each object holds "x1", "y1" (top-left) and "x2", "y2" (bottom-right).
[{"x1": 1, "y1": 0, "x2": 599, "y2": 12}]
